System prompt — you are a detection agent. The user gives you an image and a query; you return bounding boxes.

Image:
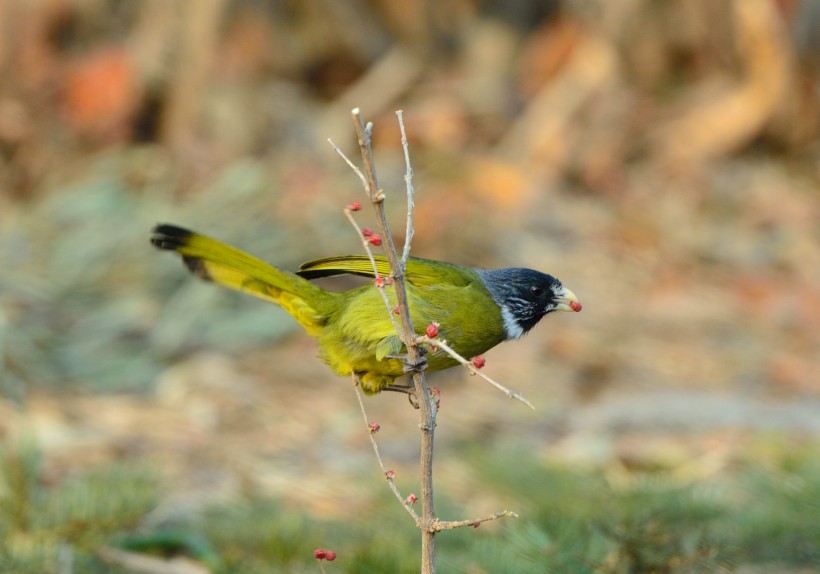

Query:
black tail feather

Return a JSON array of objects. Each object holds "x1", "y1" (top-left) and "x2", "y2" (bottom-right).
[{"x1": 151, "y1": 224, "x2": 193, "y2": 250}]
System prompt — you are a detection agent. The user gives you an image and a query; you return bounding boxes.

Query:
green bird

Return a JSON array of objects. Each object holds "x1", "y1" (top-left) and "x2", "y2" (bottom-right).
[{"x1": 151, "y1": 224, "x2": 582, "y2": 395}]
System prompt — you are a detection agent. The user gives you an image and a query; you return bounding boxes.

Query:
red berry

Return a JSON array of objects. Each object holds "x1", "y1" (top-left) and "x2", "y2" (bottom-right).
[
  {"x1": 425, "y1": 322, "x2": 439, "y2": 338},
  {"x1": 368, "y1": 422, "x2": 380, "y2": 433},
  {"x1": 406, "y1": 493, "x2": 418, "y2": 505},
  {"x1": 347, "y1": 201, "x2": 362, "y2": 211},
  {"x1": 384, "y1": 277, "x2": 394, "y2": 285},
  {"x1": 570, "y1": 301, "x2": 582, "y2": 312},
  {"x1": 374, "y1": 276, "x2": 385, "y2": 288},
  {"x1": 386, "y1": 470, "x2": 396, "y2": 479},
  {"x1": 325, "y1": 550, "x2": 336, "y2": 561},
  {"x1": 471, "y1": 355, "x2": 486, "y2": 369},
  {"x1": 431, "y1": 386, "x2": 441, "y2": 396},
  {"x1": 368, "y1": 234, "x2": 382, "y2": 246},
  {"x1": 393, "y1": 306, "x2": 400, "y2": 315},
  {"x1": 314, "y1": 548, "x2": 327, "y2": 560},
  {"x1": 361, "y1": 227, "x2": 373, "y2": 237}
]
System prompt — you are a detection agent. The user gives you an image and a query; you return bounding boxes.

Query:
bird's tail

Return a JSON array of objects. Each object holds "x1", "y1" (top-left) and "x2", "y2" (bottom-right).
[{"x1": 151, "y1": 224, "x2": 334, "y2": 335}]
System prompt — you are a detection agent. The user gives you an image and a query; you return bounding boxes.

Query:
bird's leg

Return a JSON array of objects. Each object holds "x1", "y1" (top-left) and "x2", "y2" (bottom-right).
[
  {"x1": 383, "y1": 384, "x2": 419, "y2": 409},
  {"x1": 383, "y1": 383, "x2": 413, "y2": 394},
  {"x1": 386, "y1": 347, "x2": 429, "y2": 409}
]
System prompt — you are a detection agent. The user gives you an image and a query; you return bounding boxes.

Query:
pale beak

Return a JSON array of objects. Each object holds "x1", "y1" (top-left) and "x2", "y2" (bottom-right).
[{"x1": 555, "y1": 287, "x2": 582, "y2": 312}]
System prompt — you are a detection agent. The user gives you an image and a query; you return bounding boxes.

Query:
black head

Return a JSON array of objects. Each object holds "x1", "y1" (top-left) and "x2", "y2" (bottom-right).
[{"x1": 476, "y1": 267, "x2": 581, "y2": 340}]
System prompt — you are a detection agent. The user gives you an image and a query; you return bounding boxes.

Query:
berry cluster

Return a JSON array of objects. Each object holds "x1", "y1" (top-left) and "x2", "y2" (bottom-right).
[{"x1": 314, "y1": 548, "x2": 337, "y2": 561}]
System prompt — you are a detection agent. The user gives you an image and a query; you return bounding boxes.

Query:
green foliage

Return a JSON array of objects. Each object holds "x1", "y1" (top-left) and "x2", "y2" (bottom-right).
[
  {"x1": 727, "y1": 444, "x2": 820, "y2": 565},
  {"x1": 0, "y1": 438, "x2": 159, "y2": 573},
  {"x1": 189, "y1": 494, "x2": 421, "y2": 574},
  {"x1": 0, "y1": 435, "x2": 42, "y2": 536},
  {"x1": 449, "y1": 444, "x2": 819, "y2": 573},
  {"x1": 1, "y1": 436, "x2": 818, "y2": 573},
  {"x1": 0, "y1": 156, "x2": 307, "y2": 394}
]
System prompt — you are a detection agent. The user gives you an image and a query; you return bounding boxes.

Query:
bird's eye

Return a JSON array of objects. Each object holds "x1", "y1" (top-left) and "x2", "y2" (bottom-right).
[{"x1": 530, "y1": 285, "x2": 544, "y2": 297}]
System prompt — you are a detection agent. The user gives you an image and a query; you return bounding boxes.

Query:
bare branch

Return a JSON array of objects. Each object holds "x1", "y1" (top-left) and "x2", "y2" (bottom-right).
[
  {"x1": 352, "y1": 375, "x2": 421, "y2": 525},
  {"x1": 333, "y1": 108, "x2": 522, "y2": 573},
  {"x1": 349, "y1": 108, "x2": 438, "y2": 574},
  {"x1": 415, "y1": 336, "x2": 535, "y2": 410},
  {"x1": 396, "y1": 110, "x2": 415, "y2": 267},
  {"x1": 433, "y1": 510, "x2": 519, "y2": 532},
  {"x1": 328, "y1": 138, "x2": 368, "y2": 191}
]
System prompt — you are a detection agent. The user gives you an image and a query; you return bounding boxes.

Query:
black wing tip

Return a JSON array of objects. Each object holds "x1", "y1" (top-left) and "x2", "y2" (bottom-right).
[
  {"x1": 296, "y1": 256, "x2": 376, "y2": 280},
  {"x1": 296, "y1": 268, "x2": 341, "y2": 280},
  {"x1": 150, "y1": 224, "x2": 193, "y2": 250}
]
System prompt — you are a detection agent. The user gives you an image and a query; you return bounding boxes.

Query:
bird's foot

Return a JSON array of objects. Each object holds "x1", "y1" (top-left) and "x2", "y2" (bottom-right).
[
  {"x1": 383, "y1": 384, "x2": 419, "y2": 409},
  {"x1": 400, "y1": 346, "x2": 429, "y2": 375}
]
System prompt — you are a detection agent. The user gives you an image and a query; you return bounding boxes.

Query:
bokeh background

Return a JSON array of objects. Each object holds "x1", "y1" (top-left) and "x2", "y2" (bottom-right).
[{"x1": 1, "y1": 1, "x2": 819, "y2": 572}]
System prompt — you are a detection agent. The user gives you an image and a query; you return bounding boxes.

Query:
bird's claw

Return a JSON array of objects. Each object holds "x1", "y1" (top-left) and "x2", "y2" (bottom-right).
[{"x1": 401, "y1": 347, "x2": 429, "y2": 375}]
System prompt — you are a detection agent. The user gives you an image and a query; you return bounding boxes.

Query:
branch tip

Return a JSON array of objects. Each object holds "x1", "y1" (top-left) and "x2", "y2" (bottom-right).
[{"x1": 415, "y1": 336, "x2": 535, "y2": 409}]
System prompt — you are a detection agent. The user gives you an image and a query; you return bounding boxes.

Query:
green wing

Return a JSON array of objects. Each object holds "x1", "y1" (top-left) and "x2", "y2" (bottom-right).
[{"x1": 297, "y1": 256, "x2": 474, "y2": 287}]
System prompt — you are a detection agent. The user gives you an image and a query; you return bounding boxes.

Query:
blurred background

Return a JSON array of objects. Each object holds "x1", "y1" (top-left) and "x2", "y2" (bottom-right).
[{"x1": 0, "y1": 0, "x2": 819, "y2": 572}]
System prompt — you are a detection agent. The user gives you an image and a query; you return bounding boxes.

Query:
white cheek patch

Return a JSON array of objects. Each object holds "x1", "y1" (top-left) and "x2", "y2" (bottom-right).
[{"x1": 501, "y1": 305, "x2": 525, "y2": 340}]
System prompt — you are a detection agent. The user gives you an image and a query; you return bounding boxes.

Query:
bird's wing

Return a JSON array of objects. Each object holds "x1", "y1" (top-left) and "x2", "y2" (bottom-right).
[
  {"x1": 297, "y1": 255, "x2": 391, "y2": 279},
  {"x1": 297, "y1": 256, "x2": 473, "y2": 287}
]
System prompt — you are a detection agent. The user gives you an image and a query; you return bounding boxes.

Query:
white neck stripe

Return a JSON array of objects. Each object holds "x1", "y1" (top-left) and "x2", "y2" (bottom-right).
[{"x1": 501, "y1": 305, "x2": 525, "y2": 340}]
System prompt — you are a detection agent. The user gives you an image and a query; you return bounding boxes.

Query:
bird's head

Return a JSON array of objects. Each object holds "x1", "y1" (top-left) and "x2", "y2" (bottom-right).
[{"x1": 476, "y1": 267, "x2": 581, "y2": 340}]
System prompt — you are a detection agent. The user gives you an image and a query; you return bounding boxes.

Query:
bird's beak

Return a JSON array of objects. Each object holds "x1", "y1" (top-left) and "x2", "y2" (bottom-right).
[{"x1": 556, "y1": 287, "x2": 582, "y2": 312}]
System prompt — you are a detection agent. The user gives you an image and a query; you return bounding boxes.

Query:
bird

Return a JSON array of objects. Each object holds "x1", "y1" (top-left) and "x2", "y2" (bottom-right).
[{"x1": 150, "y1": 224, "x2": 581, "y2": 395}]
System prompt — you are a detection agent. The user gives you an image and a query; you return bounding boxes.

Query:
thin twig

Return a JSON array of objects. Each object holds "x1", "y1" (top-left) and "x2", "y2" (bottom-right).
[
  {"x1": 352, "y1": 375, "x2": 420, "y2": 524},
  {"x1": 328, "y1": 138, "x2": 368, "y2": 191},
  {"x1": 415, "y1": 336, "x2": 535, "y2": 410},
  {"x1": 434, "y1": 510, "x2": 519, "y2": 531},
  {"x1": 342, "y1": 207, "x2": 402, "y2": 334},
  {"x1": 396, "y1": 110, "x2": 415, "y2": 267}
]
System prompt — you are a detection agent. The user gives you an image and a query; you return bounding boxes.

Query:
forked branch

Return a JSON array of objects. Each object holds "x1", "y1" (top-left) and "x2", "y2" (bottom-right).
[{"x1": 331, "y1": 108, "x2": 521, "y2": 574}]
